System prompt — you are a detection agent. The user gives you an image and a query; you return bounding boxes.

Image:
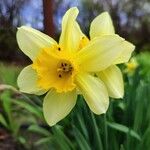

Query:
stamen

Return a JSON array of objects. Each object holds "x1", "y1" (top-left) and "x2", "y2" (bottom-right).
[
  {"x1": 58, "y1": 47, "x2": 61, "y2": 51},
  {"x1": 59, "y1": 74, "x2": 62, "y2": 78},
  {"x1": 57, "y1": 60, "x2": 74, "y2": 78}
]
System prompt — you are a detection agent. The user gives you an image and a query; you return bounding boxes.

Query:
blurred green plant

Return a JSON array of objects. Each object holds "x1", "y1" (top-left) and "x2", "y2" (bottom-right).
[
  {"x1": 0, "y1": 89, "x2": 26, "y2": 147},
  {"x1": 136, "y1": 52, "x2": 150, "y2": 81},
  {"x1": 0, "y1": 63, "x2": 21, "y2": 87}
]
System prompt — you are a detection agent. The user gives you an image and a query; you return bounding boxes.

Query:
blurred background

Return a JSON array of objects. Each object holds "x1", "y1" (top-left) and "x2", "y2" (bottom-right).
[
  {"x1": 0, "y1": 0, "x2": 150, "y2": 64},
  {"x1": 0, "y1": 0, "x2": 150, "y2": 150}
]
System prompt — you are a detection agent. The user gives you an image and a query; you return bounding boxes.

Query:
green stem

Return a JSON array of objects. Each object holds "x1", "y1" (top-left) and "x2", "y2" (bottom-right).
[
  {"x1": 90, "y1": 111, "x2": 103, "y2": 150},
  {"x1": 104, "y1": 114, "x2": 108, "y2": 150}
]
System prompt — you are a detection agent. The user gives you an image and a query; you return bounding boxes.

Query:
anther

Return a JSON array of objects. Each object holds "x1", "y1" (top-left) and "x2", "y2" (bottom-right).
[
  {"x1": 59, "y1": 74, "x2": 62, "y2": 78},
  {"x1": 58, "y1": 47, "x2": 61, "y2": 51},
  {"x1": 64, "y1": 63, "x2": 67, "y2": 66}
]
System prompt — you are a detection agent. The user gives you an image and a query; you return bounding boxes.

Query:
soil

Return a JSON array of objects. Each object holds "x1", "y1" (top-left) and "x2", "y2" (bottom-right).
[{"x1": 0, "y1": 129, "x2": 25, "y2": 150}]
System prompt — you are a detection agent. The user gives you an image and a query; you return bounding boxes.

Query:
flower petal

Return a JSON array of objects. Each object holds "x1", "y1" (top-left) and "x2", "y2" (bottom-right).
[
  {"x1": 90, "y1": 12, "x2": 115, "y2": 39},
  {"x1": 76, "y1": 73, "x2": 109, "y2": 114},
  {"x1": 73, "y1": 22, "x2": 86, "y2": 51},
  {"x1": 59, "y1": 7, "x2": 83, "y2": 52},
  {"x1": 17, "y1": 26, "x2": 57, "y2": 60},
  {"x1": 17, "y1": 65, "x2": 46, "y2": 95},
  {"x1": 113, "y1": 41, "x2": 135, "y2": 64},
  {"x1": 97, "y1": 65, "x2": 124, "y2": 98},
  {"x1": 89, "y1": 12, "x2": 135, "y2": 64},
  {"x1": 77, "y1": 35, "x2": 128, "y2": 72},
  {"x1": 43, "y1": 89, "x2": 77, "y2": 126}
]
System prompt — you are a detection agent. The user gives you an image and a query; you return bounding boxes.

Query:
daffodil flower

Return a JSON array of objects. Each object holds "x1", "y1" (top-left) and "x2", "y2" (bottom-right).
[{"x1": 17, "y1": 7, "x2": 135, "y2": 126}]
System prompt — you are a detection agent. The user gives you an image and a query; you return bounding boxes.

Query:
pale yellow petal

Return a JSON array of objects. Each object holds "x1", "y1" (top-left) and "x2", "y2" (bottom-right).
[
  {"x1": 113, "y1": 41, "x2": 135, "y2": 64},
  {"x1": 43, "y1": 89, "x2": 77, "y2": 126},
  {"x1": 17, "y1": 65, "x2": 47, "y2": 95},
  {"x1": 59, "y1": 7, "x2": 82, "y2": 52},
  {"x1": 89, "y1": 12, "x2": 135, "y2": 64},
  {"x1": 77, "y1": 35, "x2": 128, "y2": 72},
  {"x1": 76, "y1": 73, "x2": 109, "y2": 114},
  {"x1": 72, "y1": 22, "x2": 86, "y2": 51},
  {"x1": 97, "y1": 65, "x2": 124, "y2": 98},
  {"x1": 17, "y1": 26, "x2": 57, "y2": 60},
  {"x1": 90, "y1": 12, "x2": 115, "y2": 39}
]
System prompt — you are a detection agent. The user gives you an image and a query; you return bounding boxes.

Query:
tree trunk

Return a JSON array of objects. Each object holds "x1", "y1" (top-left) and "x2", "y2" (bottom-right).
[{"x1": 43, "y1": 0, "x2": 55, "y2": 37}]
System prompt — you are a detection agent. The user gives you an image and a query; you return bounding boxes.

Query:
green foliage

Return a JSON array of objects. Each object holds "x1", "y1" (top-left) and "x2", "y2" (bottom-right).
[
  {"x1": 0, "y1": 63, "x2": 21, "y2": 87},
  {"x1": 0, "y1": 85, "x2": 43, "y2": 148},
  {"x1": 136, "y1": 52, "x2": 150, "y2": 81},
  {"x1": 0, "y1": 90, "x2": 26, "y2": 146}
]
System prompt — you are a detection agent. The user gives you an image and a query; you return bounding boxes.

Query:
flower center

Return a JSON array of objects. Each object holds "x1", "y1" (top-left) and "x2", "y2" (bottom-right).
[
  {"x1": 57, "y1": 60, "x2": 73, "y2": 78},
  {"x1": 32, "y1": 47, "x2": 78, "y2": 93}
]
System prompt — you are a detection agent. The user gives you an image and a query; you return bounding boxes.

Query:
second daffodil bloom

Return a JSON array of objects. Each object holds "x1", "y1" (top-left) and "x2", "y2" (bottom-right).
[
  {"x1": 124, "y1": 58, "x2": 138, "y2": 74},
  {"x1": 17, "y1": 7, "x2": 135, "y2": 126}
]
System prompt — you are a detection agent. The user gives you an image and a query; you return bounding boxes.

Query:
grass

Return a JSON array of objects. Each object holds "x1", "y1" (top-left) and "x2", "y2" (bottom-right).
[
  {"x1": 0, "y1": 63, "x2": 22, "y2": 87},
  {"x1": 0, "y1": 52, "x2": 150, "y2": 150}
]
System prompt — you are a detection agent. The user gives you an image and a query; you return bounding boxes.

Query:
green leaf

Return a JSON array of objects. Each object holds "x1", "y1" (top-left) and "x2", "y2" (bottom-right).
[
  {"x1": 52, "y1": 125, "x2": 75, "y2": 150},
  {"x1": 12, "y1": 99, "x2": 43, "y2": 118},
  {"x1": 18, "y1": 136, "x2": 27, "y2": 144},
  {"x1": 28, "y1": 124, "x2": 50, "y2": 136},
  {"x1": 0, "y1": 114, "x2": 8, "y2": 128},
  {"x1": 35, "y1": 137, "x2": 52, "y2": 146},
  {"x1": 90, "y1": 112, "x2": 103, "y2": 150},
  {"x1": 73, "y1": 125, "x2": 91, "y2": 150},
  {"x1": 76, "y1": 113, "x2": 88, "y2": 139},
  {"x1": 107, "y1": 122, "x2": 141, "y2": 141},
  {"x1": 0, "y1": 91, "x2": 12, "y2": 122}
]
